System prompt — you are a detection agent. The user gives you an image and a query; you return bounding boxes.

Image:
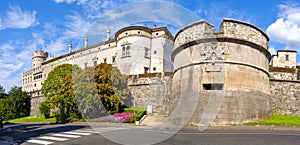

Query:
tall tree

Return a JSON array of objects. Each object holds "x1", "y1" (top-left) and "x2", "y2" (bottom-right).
[
  {"x1": 42, "y1": 64, "x2": 81, "y2": 122},
  {"x1": 73, "y1": 66, "x2": 105, "y2": 118},
  {"x1": 73, "y1": 63, "x2": 132, "y2": 119},
  {"x1": 0, "y1": 85, "x2": 6, "y2": 99},
  {"x1": 1, "y1": 86, "x2": 30, "y2": 120}
]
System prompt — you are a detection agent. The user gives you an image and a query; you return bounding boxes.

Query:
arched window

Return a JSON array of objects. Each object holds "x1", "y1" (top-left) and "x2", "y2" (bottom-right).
[
  {"x1": 122, "y1": 47, "x2": 126, "y2": 57},
  {"x1": 126, "y1": 46, "x2": 130, "y2": 56}
]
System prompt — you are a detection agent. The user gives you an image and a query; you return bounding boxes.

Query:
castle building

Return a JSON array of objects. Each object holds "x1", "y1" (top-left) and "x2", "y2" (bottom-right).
[
  {"x1": 271, "y1": 50, "x2": 297, "y2": 69},
  {"x1": 22, "y1": 19, "x2": 300, "y2": 125},
  {"x1": 22, "y1": 25, "x2": 174, "y2": 114}
]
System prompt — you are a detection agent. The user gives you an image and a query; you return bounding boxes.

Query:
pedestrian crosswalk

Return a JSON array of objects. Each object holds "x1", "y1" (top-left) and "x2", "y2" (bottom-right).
[{"x1": 24, "y1": 127, "x2": 125, "y2": 145}]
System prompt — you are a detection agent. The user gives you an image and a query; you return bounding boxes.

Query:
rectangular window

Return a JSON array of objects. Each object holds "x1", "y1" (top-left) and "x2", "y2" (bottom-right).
[
  {"x1": 144, "y1": 67, "x2": 149, "y2": 74},
  {"x1": 122, "y1": 47, "x2": 126, "y2": 57},
  {"x1": 285, "y1": 54, "x2": 289, "y2": 61},
  {"x1": 145, "y1": 48, "x2": 150, "y2": 58},
  {"x1": 203, "y1": 84, "x2": 223, "y2": 90},
  {"x1": 112, "y1": 56, "x2": 116, "y2": 63},
  {"x1": 84, "y1": 62, "x2": 88, "y2": 68},
  {"x1": 126, "y1": 46, "x2": 130, "y2": 56},
  {"x1": 94, "y1": 61, "x2": 97, "y2": 66}
]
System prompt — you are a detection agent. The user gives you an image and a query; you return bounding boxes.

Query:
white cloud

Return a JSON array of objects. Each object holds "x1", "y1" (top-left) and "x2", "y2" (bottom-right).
[
  {"x1": 53, "y1": 0, "x2": 76, "y2": 4},
  {"x1": 0, "y1": 41, "x2": 34, "y2": 91},
  {"x1": 0, "y1": 5, "x2": 38, "y2": 30},
  {"x1": 268, "y1": 47, "x2": 276, "y2": 55},
  {"x1": 266, "y1": 3, "x2": 300, "y2": 51}
]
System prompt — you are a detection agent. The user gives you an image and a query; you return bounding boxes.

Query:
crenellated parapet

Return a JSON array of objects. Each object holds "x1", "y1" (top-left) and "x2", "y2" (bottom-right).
[
  {"x1": 174, "y1": 19, "x2": 268, "y2": 49},
  {"x1": 220, "y1": 19, "x2": 269, "y2": 49}
]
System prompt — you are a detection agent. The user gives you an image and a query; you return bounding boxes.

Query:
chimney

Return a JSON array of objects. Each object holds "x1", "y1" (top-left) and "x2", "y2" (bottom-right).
[
  {"x1": 84, "y1": 36, "x2": 88, "y2": 48},
  {"x1": 106, "y1": 27, "x2": 110, "y2": 41},
  {"x1": 68, "y1": 41, "x2": 72, "y2": 53},
  {"x1": 153, "y1": 24, "x2": 157, "y2": 28}
]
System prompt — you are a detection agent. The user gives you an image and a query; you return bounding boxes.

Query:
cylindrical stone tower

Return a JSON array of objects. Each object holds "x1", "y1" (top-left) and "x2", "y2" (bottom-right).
[
  {"x1": 32, "y1": 51, "x2": 48, "y2": 68},
  {"x1": 171, "y1": 19, "x2": 272, "y2": 125}
]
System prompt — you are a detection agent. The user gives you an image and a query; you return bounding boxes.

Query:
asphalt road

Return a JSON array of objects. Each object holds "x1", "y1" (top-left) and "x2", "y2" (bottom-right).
[{"x1": 1, "y1": 123, "x2": 300, "y2": 145}]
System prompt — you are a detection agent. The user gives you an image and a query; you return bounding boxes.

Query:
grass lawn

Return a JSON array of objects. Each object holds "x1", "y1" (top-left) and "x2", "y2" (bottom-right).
[
  {"x1": 8, "y1": 115, "x2": 56, "y2": 123},
  {"x1": 246, "y1": 114, "x2": 300, "y2": 126}
]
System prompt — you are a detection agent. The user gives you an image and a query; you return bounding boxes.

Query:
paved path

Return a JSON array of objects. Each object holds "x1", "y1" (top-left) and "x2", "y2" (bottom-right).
[
  {"x1": 22, "y1": 127, "x2": 125, "y2": 145},
  {"x1": 1, "y1": 123, "x2": 300, "y2": 145}
]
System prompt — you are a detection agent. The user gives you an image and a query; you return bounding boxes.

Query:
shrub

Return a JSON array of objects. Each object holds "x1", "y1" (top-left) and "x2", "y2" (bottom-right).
[
  {"x1": 124, "y1": 108, "x2": 146, "y2": 122},
  {"x1": 96, "y1": 112, "x2": 134, "y2": 123}
]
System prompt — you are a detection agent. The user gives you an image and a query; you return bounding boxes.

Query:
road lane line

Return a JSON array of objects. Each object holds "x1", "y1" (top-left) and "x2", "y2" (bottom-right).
[
  {"x1": 75, "y1": 130, "x2": 99, "y2": 133},
  {"x1": 39, "y1": 136, "x2": 69, "y2": 141},
  {"x1": 63, "y1": 131, "x2": 92, "y2": 135},
  {"x1": 27, "y1": 139, "x2": 54, "y2": 145},
  {"x1": 52, "y1": 133, "x2": 81, "y2": 138},
  {"x1": 177, "y1": 132, "x2": 300, "y2": 136}
]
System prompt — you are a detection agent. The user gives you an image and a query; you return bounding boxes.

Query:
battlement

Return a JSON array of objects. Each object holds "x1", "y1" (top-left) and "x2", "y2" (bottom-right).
[
  {"x1": 174, "y1": 18, "x2": 269, "y2": 50},
  {"x1": 33, "y1": 50, "x2": 48, "y2": 58}
]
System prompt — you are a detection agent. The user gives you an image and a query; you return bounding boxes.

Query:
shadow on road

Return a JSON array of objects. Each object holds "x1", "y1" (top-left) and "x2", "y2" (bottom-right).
[{"x1": 1, "y1": 122, "x2": 87, "y2": 144}]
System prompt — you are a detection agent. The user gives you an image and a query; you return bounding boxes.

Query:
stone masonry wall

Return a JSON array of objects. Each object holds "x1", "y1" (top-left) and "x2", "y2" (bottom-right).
[
  {"x1": 270, "y1": 69, "x2": 300, "y2": 116},
  {"x1": 30, "y1": 96, "x2": 46, "y2": 115},
  {"x1": 127, "y1": 72, "x2": 173, "y2": 114},
  {"x1": 270, "y1": 80, "x2": 300, "y2": 115}
]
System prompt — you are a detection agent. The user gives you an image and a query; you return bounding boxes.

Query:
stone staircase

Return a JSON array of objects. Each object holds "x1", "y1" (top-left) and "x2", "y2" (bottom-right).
[
  {"x1": 139, "y1": 104, "x2": 170, "y2": 127},
  {"x1": 140, "y1": 112, "x2": 167, "y2": 126}
]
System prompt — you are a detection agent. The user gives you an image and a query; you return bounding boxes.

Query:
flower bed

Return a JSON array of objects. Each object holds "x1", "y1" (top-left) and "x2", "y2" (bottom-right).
[{"x1": 96, "y1": 112, "x2": 134, "y2": 123}]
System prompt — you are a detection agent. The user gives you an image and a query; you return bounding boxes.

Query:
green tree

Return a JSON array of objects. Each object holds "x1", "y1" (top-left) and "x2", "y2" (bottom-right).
[
  {"x1": 73, "y1": 66, "x2": 105, "y2": 119},
  {"x1": 73, "y1": 63, "x2": 132, "y2": 119},
  {"x1": 0, "y1": 85, "x2": 6, "y2": 99},
  {"x1": 0, "y1": 85, "x2": 7, "y2": 122},
  {"x1": 39, "y1": 100, "x2": 50, "y2": 119},
  {"x1": 42, "y1": 64, "x2": 81, "y2": 122},
  {"x1": 2, "y1": 86, "x2": 30, "y2": 120}
]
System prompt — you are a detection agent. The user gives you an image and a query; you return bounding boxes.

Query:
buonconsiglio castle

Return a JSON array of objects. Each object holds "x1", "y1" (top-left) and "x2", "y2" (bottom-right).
[{"x1": 22, "y1": 19, "x2": 300, "y2": 125}]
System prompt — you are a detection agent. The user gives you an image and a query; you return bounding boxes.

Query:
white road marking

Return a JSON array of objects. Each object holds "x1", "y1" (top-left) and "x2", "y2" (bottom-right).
[
  {"x1": 177, "y1": 132, "x2": 300, "y2": 136},
  {"x1": 27, "y1": 139, "x2": 54, "y2": 145},
  {"x1": 75, "y1": 130, "x2": 99, "y2": 133},
  {"x1": 38, "y1": 136, "x2": 69, "y2": 141},
  {"x1": 63, "y1": 131, "x2": 92, "y2": 135},
  {"x1": 51, "y1": 133, "x2": 81, "y2": 138},
  {"x1": 93, "y1": 127, "x2": 126, "y2": 132}
]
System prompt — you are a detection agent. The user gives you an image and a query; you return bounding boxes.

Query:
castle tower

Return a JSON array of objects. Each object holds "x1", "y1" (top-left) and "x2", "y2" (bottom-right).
[
  {"x1": 68, "y1": 41, "x2": 72, "y2": 53},
  {"x1": 84, "y1": 36, "x2": 88, "y2": 48},
  {"x1": 106, "y1": 27, "x2": 110, "y2": 41},
  {"x1": 171, "y1": 19, "x2": 272, "y2": 125},
  {"x1": 32, "y1": 51, "x2": 48, "y2": 68}
]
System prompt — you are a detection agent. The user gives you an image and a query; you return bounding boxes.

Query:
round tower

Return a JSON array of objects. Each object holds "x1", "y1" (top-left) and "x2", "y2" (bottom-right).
[
  {"x1": 171, "y1": 19, "x2": 272, "y2": 125},
  {"x1": 32, "y1": 51, "x2": 48, "y2": 68}
]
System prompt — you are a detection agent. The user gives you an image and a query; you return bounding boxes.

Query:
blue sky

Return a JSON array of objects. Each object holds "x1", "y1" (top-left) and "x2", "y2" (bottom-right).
[{"x1": 0, "y1": 0, "x2": 300, "y2": 91}]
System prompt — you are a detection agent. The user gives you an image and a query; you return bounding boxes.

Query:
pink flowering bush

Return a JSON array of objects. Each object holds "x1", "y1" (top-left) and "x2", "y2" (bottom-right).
[{"x1": 96, "y1": 112, "x2": 134, "y2": 123}]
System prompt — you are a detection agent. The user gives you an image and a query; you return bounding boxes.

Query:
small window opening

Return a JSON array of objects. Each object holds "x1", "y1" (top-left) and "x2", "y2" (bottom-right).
[
  {"x1": 145, "y1": 48, "x2": 150, "y2": 58},
  {"x1": 112, "y1": 56, "x2": 116, "y2": 63},
  {"x1": 144, "y1": 67, "x2": 149, "y2": 74},
  {"x1": 285, "y1": 54, "x2": 289, "y2": 61},
  {"x1": 84, "y1": 62, "x2": 88, "y2": 68},
  {"x1": 203, "y1": 84, "x2": 223, "y2": 90}
]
